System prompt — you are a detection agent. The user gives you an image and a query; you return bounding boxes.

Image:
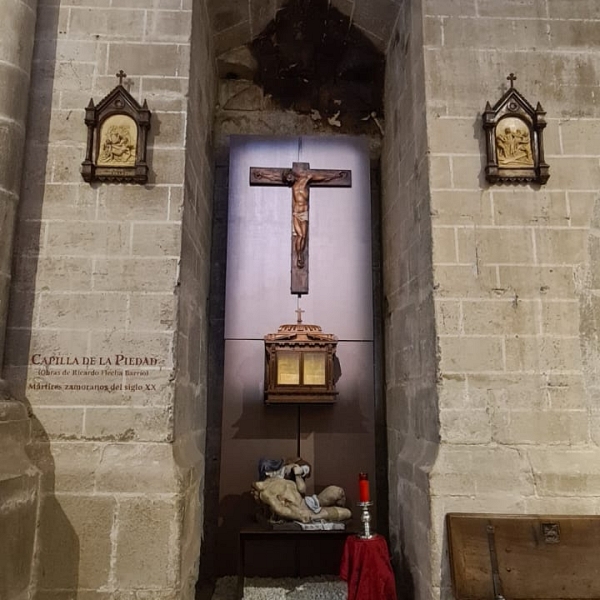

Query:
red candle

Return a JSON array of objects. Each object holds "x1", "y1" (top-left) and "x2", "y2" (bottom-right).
[{"x1": 359, "y1": 472, "x2": 370, "y2": 502}]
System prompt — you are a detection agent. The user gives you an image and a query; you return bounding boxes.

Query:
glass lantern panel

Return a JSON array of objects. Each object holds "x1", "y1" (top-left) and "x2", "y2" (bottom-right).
[
  {"x1": 277, "y1": 351, "x2": 300, "y2": 385},
  {"x1": 303, "y1": 352, "x2": 326, "y2": 385}
]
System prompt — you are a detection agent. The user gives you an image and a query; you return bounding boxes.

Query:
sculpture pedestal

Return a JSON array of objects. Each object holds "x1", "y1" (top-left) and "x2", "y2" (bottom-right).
[{"x1": 237, "y1": 523, "x2": 352, "y2": 599}]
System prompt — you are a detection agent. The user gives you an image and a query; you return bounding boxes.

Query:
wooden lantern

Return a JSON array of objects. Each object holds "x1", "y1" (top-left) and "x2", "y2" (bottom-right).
[{"x1": 264, "y1": 322, "x2": 338, "y2": 404}]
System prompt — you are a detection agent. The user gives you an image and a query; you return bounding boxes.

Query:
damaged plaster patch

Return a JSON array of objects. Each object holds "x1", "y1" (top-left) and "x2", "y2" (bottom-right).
[{"x1": 247, "y1": 0, "x2": 385, "y2": 134}]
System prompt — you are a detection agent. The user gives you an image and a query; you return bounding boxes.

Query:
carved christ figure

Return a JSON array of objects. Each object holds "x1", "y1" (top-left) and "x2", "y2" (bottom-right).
[
  {"x1": 252, "y1": 166, "x2": 348, "y2": 268},
  {"x1": 250, "y1": 161, "x2": 351, "y2": 295},
  {"x1": 291, "y1": 168, "x2": 349, "y2": 267}
]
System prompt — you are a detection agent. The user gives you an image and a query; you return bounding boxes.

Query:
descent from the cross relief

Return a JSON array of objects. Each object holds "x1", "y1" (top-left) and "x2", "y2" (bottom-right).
[{"x1": 495, "y1": 117, "x2": 534, "y2": 168}]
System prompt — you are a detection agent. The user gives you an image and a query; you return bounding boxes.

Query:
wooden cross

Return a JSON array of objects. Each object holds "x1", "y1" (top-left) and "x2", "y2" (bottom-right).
[{"x1": 250, "y1": 161, "x2": 351, "y2": 295}]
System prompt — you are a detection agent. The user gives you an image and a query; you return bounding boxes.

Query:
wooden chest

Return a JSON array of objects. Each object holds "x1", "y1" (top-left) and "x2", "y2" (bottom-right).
[{"x1": 447, "y1": 513, "x2": 600, "y2": 600}]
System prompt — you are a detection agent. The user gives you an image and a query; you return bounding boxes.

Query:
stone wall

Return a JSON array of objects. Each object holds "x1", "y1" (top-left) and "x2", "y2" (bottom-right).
[
  {"x1": 3, "y1": 0, "x2": 216, "y2": 597},
  {"x1": 175, "y1": 0, "x2": 217, "y2": 596},
  {"x1": 421, "y1": 1, "x2": 600, "y2": 599},
  {"x1": 0, "y1": 392, "x2": 38, "y2": 600},
  {"x1": 5, "y1": 0, "x2": 600, "y2": 598},
  {"x1": 382, "y1": 1, "x2": 439, "y2": 598}
]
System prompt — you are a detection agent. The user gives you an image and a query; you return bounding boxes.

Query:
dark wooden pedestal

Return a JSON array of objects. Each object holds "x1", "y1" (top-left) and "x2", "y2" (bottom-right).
[{"x1": 237, "y1": 524, "x2": 353, "y2": 599}]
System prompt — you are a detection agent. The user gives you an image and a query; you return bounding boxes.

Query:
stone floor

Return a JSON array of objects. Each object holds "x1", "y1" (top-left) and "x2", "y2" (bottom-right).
[{"x1": 210, "y1": 575, "x2": 347, "y2": 600}]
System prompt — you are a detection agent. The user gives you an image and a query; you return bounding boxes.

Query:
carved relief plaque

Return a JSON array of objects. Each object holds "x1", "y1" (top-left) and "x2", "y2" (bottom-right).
[
  {"x1": 97, "y1": 115, "x2": 137, "y2": 167},
  {"x1": 496, "y1": 116, "x2": 534, "y2": 168},
  {"x1": 483, "y1": 73, "x2": 549, "y2": 185},
  {"x1": 81, "y1": 70, "x2": 151, "y2": 184}
]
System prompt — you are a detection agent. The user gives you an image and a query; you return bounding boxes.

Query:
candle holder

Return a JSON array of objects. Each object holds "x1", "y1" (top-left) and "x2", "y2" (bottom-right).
[{"x1": 357, "y1": 501, "x2": 375, "y2": 539}]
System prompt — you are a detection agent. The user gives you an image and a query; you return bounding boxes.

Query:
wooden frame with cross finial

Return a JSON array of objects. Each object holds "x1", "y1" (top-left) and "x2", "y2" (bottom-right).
[
  {"x1": 81, "y1": 70, "x2": 152, "y2": 184},
  {"x1": 483, "y1": 73, "x2": 549, "y2": 185}
]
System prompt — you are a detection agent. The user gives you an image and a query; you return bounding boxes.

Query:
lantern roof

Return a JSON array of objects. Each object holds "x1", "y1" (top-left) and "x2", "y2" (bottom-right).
[{"x1": 264, "y1": 322, "x2": 337, "y2": 344}]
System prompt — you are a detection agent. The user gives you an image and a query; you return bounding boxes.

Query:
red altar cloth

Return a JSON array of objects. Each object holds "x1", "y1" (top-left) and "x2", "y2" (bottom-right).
[{"x1": 339, "y1": 534, "x2": 397, "y2": 600}]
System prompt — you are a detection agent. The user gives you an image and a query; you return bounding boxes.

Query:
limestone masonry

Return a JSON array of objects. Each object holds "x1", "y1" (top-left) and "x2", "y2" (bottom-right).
[{"x1": 1, "y1": 1, "x2": 600, "y2": 599}]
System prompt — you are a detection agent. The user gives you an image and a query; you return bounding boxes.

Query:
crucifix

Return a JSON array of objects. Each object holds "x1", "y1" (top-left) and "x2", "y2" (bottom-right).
[{"x1": 249, "y1": 162, "x2": 351, "y2": 295}]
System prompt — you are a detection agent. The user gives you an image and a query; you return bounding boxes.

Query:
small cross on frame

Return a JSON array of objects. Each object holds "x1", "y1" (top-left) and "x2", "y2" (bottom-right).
[
  {"x1": 250, "y1": 161, "x2": 351, "y2": 295},
  {"x1": 507, "y1": 73, "x2": 517, "y2": 88},
  {"x1": 116, "y1": 69, "x2": 127, "y2": 85}
]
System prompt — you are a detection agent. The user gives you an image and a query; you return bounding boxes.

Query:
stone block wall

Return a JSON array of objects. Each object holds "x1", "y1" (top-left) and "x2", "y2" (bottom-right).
[
  {"x1": 3, "y1": 1, "x2": 216, "y2": 598},
  {"x1": 4, "y1": 1, "x2": 600, "y2": 598},
  {"x1": 175, "y1": 0, "x2": 217, "y2": 596},
  {"x1": 416, "y1": 0, "x2": 600, "y2": 598},
  {"x1": 381, "y1": 0, "x2": 439, "y2": 598}
]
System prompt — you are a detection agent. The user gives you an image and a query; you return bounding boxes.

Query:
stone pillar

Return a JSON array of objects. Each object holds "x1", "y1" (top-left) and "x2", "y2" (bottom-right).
[
  {"x1": 0, "y1": 3, "x2": 40, "y2": 600},
  {"x1": 0, "y1": 0, "x2": 38, "y2": 358}
]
